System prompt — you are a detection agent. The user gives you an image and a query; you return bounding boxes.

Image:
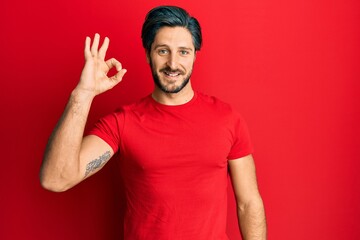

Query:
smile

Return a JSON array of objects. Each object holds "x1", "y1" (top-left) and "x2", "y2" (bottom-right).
[{"x1": 164, "y1": 71, "x2": 181, "y2": 77}]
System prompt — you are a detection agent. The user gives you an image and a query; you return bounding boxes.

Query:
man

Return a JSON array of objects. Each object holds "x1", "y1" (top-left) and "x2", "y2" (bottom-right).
[{"x1": 40, "y1": 6, "x2": 266, "y2": 240}]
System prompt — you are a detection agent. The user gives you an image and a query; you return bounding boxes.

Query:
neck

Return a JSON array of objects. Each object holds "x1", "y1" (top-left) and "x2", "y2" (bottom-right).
[{"x1": 152, "y1": 82, "x2": 194, "y2": 106}]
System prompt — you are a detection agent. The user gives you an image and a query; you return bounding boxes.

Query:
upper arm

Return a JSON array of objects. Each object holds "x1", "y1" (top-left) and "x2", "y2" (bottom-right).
[
  {"x1": 228, "y1": 154, "x2": 262, "y2": 206},
  {"x1": 79, "y1": 134, "x2": 115, "y2": 180}
]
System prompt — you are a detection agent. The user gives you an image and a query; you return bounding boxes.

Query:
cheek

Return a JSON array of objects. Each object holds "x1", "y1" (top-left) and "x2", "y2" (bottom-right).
[
  {"x1": 183, "y1": 60, "x2": 194, "y2": 71},
  {"x1": 151, "y1": 58, "x2": 166, "y2": 69}
]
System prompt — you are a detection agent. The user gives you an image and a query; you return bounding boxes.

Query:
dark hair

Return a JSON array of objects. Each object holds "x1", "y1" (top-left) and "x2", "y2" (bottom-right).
[{"x1": 141, "y1": 6, "x2": 202, "y2": 53}]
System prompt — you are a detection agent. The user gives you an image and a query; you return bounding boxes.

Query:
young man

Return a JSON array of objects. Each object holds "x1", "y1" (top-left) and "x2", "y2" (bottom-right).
[{"x1": 40, "y1": 6, "x2": 267, "y2": 240}]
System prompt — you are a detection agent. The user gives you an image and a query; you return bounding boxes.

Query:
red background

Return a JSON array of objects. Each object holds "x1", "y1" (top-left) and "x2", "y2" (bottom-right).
[{"x1": 1, "y1": 0, "x2": 359, "y2": 239}]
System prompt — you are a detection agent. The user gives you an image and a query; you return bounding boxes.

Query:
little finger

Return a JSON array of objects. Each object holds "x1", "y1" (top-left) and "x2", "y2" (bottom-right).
[{"x1": 84, "y1": 36, "x2": 92, "y2": 59}]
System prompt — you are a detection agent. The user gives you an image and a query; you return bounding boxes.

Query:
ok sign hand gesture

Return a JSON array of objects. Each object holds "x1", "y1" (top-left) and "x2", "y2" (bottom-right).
[{"x1": 76, "y1": 33, "x2": 127, "y2": 97}]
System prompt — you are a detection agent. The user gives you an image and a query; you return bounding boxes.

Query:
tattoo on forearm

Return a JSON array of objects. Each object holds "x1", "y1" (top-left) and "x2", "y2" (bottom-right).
[{"x1": 84, "y1": 151, "x2": 111, "y2": 177}]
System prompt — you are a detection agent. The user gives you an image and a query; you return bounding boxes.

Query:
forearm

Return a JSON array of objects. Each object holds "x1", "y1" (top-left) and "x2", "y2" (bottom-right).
[
  {"x1": 238, "y1": 197, "x2": 267, "y2": 240},
  {"x1": 40, "y1": 89, "x2": 94, "y2": 192}
]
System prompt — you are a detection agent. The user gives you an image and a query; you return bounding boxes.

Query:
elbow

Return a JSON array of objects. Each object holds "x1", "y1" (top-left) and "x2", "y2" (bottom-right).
[
  {"x1": 39, "y1": 171, "x2": 74, "y2": 192},
  {"x1": 237, "y1": 196, "x2": 265, "y2": 214},
  {"x1": 40, "y1": 179, "x2": 69, "y2": 192},
  {"x1": 39, "y1": 158, "x2": 80, "y2": 192}
]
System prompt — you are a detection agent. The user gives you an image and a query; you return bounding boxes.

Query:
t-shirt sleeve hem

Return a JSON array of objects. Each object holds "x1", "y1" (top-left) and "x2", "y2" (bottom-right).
[
  {"x1": 227, "y1": 149, "x2": 254, "y2": 161},
  {"x1": 86, "y1": 131, "x2": 119, "y2": 154}
]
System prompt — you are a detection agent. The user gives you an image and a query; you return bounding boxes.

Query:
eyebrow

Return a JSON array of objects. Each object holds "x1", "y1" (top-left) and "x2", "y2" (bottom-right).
[
  {"x1": 153, "y1": 44, "x2": 194, "y2": 51},
  {"x1": 153, "y1": 44, "x2": 169, "y2": 49}
]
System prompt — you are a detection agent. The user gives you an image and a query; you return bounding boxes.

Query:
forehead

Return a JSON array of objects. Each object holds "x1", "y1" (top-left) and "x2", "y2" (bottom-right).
[{"x1": 152, "y1": 26, "x2": 194, "y2": 50}]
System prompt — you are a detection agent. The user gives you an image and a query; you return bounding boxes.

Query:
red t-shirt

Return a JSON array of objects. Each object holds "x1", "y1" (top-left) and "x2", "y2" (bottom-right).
[{"x1": 88, "y1": 92, "x2": 253, "y2": 240}]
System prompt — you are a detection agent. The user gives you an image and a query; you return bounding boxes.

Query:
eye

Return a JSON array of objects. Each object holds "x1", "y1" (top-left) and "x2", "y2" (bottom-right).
[
  {"x1": 180, "y1": 50, "x2": 189, "y2": 55},
  {"x1": 158, "y1": 49, "x2": 169, "y2": 55}
]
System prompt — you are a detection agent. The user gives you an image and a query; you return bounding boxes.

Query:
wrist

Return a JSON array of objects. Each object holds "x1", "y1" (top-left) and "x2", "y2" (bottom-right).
[{"x1": 70, "y1": 88, "x2": 96, "y2": 103}]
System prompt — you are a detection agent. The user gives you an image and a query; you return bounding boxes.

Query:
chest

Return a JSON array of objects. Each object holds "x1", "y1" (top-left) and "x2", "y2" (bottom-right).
[{"x1": 119, "y1": 109, "x2": 234, "y2": 173}]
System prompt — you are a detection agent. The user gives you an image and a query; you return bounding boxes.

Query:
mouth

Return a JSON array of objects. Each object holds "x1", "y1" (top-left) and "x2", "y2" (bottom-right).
[
  {"x1": 160, "y1": 68, "x2": 184, "y2": 78},
  {"x1": 164, "y1": 71, "x2": 181, "y2": 77}
]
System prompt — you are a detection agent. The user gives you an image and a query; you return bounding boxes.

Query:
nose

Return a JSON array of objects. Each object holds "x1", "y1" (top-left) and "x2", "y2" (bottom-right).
[{"x1": 166, "y1": 53, "x2": 178, "y2": 70}]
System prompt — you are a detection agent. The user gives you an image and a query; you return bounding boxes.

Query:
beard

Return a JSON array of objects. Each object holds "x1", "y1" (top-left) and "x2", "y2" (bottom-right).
[{"x1": 150, "y1": 60, "x2": 192, "y2": 94}]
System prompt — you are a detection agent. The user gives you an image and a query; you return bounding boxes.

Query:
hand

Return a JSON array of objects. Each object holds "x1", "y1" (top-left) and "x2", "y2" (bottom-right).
[{"x1": 76, "y1": 33, "x2": 127, "y2": 96}]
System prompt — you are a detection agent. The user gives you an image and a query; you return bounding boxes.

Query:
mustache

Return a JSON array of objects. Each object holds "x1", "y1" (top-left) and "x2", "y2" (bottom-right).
[{"x1": 160, "y1": 67, "x2": 185, "y2": 74}]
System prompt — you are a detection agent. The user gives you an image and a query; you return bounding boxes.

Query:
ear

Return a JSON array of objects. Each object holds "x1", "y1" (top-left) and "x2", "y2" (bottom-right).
[{"x1": 146, "y1": 50, "x2": 150, "y2": 64}]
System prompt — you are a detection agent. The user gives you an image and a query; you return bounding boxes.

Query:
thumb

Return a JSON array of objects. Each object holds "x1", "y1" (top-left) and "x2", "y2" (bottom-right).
[
  {"x1": 105, "y1": 58, "x2": 127, "y2": 83},
  {"x1": 109, "y1": 68, "x2": 127, "y2": 83}
]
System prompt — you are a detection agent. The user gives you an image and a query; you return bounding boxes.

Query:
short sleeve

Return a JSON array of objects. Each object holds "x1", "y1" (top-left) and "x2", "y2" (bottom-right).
[
  {"x1": 86, "y1": 111, "x2": 124, "y2": 153},
  {"x1": 227, "y1": 112, "x2": 254, "y2": 160}
]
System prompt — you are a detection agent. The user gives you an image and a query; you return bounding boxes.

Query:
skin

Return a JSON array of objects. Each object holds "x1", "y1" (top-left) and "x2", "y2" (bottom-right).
[
  {"x1": 40, "y1": 27, "x2": 266, "y2": 239},
  {"x1": 229, "y1": 155, "x2": 267, "y2": 239},
  {"x1": 40, "y1": 34, "x2": 124, "y2": 191},
  {"x1": 147, "y1": 26, "x2": 196, "y2": 105}
]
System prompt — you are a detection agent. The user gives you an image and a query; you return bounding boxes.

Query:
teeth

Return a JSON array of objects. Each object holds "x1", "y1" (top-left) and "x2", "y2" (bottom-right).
[{"x1": 165, "y1": 72, "x2": 179, "y2": 77}]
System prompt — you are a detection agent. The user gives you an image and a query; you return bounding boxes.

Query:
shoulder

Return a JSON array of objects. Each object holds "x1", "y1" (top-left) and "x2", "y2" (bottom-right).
[
  {"x1": 195, "y1": 92, "x2": 248, "y2": 126},
  {"x1": 115, "y1": 95, "x2": 153, "y2": 112},
  {"x1": 196, "y1": 92, "x2": 234, "y2": 114},
  {"x1": 111, "y1": 95, "x2": 154, "y2": 120}
]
